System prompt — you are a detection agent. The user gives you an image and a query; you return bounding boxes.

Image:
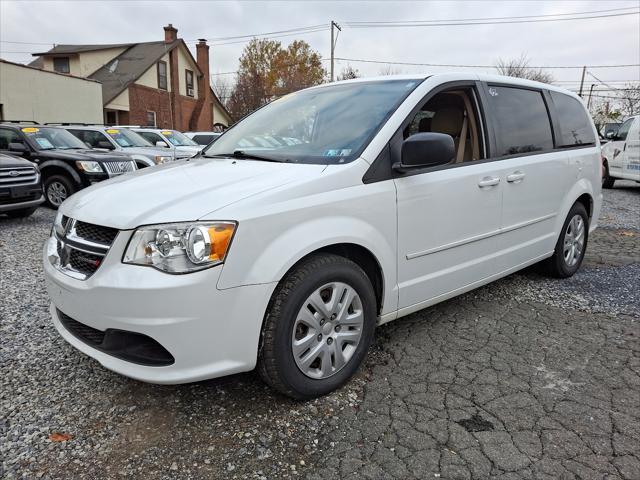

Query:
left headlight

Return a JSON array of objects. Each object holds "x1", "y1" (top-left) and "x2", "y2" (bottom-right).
[
  {"x1": 75, "y1": 161, "x2": 103, "y2": 173},
  {"x1": 123, "y1": 222, "x2": 237, "y2": 273},
  {"x1": 154, "y1": 155, "x2": 172, "y2": 164}
]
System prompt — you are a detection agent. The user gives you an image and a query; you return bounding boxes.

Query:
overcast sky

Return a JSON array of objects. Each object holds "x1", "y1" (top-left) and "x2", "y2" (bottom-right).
[{"x1": 1, "y1": 0, "x2": 638, "y2": 95}]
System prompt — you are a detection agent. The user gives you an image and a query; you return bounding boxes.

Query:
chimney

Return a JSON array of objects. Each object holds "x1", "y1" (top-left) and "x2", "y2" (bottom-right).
[
  {"x1": 164, "y1": 24, "x2": 178, "y2": 43},
  {"x1": 196, "y1": 39, "x2": 211, "y2": 102}
]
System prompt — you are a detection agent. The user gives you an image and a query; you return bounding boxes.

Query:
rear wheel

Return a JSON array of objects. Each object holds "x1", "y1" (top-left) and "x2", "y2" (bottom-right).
[
  {"x1": 602, "y1": 161, "x2": 615, "y2": 189},
  {"x1": 542, "y1": 202, "x2": 589, "y2": 278},
  {"x1": 258, "y1": 254, "x2": 377, "y2": 399},
  {"x1": 6, "y1": 206, "x2": 38, "y2": 218},
  {"x1": 44, "y1": 174, "x2": 76, "y2": 209}
]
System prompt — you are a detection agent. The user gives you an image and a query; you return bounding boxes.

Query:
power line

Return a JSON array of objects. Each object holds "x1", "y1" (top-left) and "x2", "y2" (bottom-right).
[
  {"x1": 345, "y1": 6, "x2": 639, "y2": 25},
  {"x1": 334, "y1": 57, "x2": 640, "y2": 70},
  {"x1": 345, "y1": 10, "x2": 639, "y2": 28}
]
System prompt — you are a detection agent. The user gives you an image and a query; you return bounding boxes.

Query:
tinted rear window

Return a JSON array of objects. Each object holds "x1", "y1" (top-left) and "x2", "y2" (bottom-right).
[
  {"x1": 489, "y1": 86, "x2": 554, "y2": 156},
  {"x1": 550, "y1": 92, "x2": 596, "y2": 147},
  {"x1": 192, "y1": 134, "x2": 215, "y2": 145}
]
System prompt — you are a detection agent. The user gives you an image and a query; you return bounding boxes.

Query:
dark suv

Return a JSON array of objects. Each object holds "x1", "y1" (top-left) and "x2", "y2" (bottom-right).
[
  {"x1": 0, "y1": 153, "x2": 44, "y2": 218},
  {"x1": 0, "y1": 123, "x2": 137, "y2": 209}
]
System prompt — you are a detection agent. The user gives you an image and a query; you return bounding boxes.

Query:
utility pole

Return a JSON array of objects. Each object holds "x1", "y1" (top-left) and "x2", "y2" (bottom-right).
[
  {"x1": 587, "y1": 84, "x2": 595, "y2": 110},
  {"x1": 330, "y1": 20, "x2": 342, "y2": 82},
  {"x1": 578, "y1": 66, "x2": 587, "y2": 97}
]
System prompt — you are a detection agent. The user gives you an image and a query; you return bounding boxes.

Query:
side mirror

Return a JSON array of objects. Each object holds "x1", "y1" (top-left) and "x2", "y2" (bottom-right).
[
  {"x1": 394, "y1": 133, "x2": 455, "y2": 172},
  {"x1": 156, "y1": 141, "x2": 169, "y2": 148},
  {"x1": 8, "y1": 142, "x2": 28, "y2": 153},
  {"x1": 96, "y1": 140, "x2": 114, "y2": 149}
]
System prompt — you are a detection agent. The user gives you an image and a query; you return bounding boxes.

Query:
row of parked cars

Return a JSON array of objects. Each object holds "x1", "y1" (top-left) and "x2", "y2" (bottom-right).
[{"x1": 0, "y1": 122, "x2": 222, "y2": 217}]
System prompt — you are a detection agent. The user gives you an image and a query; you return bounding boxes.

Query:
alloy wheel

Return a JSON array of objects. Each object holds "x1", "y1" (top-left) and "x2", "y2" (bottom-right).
[
  {"x1": 47, "y1": 181, "x2": 67, "y2": 206},
  {"x1": 563, "y1": 214, "x2": 585, "y2": 267}
]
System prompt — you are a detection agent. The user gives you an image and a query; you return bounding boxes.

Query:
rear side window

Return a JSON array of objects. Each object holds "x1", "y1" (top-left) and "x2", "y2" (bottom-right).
[
  {"x1": 488, "y1": 86, "x2": 554, "y2": 157},
  {"x1": 192, "y1": 134, "x2": 215, "y2": 145},
  {"x1": 550, "y1": 92, "x2": 596, "y2": 147}
]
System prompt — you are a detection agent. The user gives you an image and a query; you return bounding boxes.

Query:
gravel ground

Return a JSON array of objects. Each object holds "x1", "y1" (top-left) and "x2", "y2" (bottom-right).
[{"x1": 1, "y1": 181, "x2": 638, "y2": 479}]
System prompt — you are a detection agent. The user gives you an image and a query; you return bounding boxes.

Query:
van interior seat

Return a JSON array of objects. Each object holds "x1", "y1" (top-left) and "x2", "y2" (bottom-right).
[{"x1": 431, "y1": 107, "x2": 471, "y2": 162}]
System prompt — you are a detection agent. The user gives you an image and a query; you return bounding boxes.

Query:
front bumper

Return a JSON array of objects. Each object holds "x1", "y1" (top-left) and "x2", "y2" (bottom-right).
[{"x1": 43, "y1": 233, "x2": 276, "y2": 384}]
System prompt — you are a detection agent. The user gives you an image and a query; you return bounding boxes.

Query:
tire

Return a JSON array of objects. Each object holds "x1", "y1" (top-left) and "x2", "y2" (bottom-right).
[
  {"x1": 542, "y1": 202, "x2": 589, "y2": 278},
  {"x1": 602, "y1": 162, "x2": 615, "y2": 189},
  {"x1": 258, "y1": 253, "x2": 377, "y2": 400},
  {"x1": 44, "y1": 174, "x2": 76, "y2": 209},
  {"x1": 6, "y1": 206, "x2": 38, "y2": 218}
]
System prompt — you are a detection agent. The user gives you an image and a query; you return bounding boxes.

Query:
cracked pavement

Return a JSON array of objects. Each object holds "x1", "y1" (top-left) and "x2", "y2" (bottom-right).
[{"x1": 1, "y1": 181, "x2": 639, "y2": 479}]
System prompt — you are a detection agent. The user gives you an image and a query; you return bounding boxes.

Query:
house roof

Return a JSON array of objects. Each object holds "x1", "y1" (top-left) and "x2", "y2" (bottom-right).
[
  {"x1": 0, "y1": 58, "x2": 101, "y2": 83},
  {"x1": 32, "y1": 43, "x2": 134, "y2": 56}
]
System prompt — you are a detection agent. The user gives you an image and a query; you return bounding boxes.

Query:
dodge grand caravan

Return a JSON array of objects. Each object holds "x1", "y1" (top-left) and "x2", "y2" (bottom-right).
[{"x1": 44, "y1": 74, "x2": 602, "y2": 399}]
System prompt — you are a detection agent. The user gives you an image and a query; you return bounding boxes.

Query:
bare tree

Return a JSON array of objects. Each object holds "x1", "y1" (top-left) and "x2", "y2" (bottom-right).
[
  {"x1": 378, "y1": 65, "x2": 403, "y2": 76},
  {"x1": 211, "y1": 75, "x2": 233, "y2": 106},
  {"x1": 495, "y1": 53, "x2": 554, "y2": 84},
  {"x1": 337, "y1": 65, "x2": 360, "y2": 81},
  {"x1": 619, "y1": 82, "x2": 640, "y2": 118}
]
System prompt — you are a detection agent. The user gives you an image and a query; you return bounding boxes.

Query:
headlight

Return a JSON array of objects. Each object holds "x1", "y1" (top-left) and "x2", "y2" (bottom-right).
[
  {"x1": 75, "y1": 161, "x2": 103, "y2": 173},
  {"x1": 122, "y1": 222, "x2": 237, "y2": 273},
  {"x1": 154, "y1": 155, "x2": 172, "y2": 164}
]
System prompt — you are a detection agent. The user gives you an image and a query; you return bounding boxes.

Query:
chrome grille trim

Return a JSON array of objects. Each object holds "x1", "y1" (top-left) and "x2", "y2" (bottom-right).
[
  {"x1": 103, "y1": 161, "x2": 137, "y2": 177},
  {"x1": 48, "y1": 217, "x2": 118, "y2": 280},
  {"x1": 0, "y1": 166, "x2": 38, "y2": 186}
]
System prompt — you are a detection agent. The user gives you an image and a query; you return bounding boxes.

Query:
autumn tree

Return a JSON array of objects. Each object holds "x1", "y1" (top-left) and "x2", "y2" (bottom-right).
[
  {"x1": 495, "y1": 54, "x2": 554, "y2": 84},
  {"x1": 227, "y1": 39, "x2": 326, "y2": 120},
  {"x1": 337, "y1": 65, "x2": 360, "y2": 80}
]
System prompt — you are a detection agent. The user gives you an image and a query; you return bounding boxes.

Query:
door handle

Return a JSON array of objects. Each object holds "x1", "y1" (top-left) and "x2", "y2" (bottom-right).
[
  {"x1": 478, "y1": 176, "x2": 500, "y2": 188},
  {"x1": 506, "y1": 171, "x2": 526, "y2": 183}
]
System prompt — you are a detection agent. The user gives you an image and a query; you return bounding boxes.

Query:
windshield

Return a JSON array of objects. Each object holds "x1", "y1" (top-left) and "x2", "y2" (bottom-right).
[
  {"x1": 106, "y1": 128, "x2": 153, "y2": 148},
  {"x1": 21, "y1": 127, "x2": 87, "y2": 150},
  {"x1": 203, "y1": 79, "x2": 421, "y2": 164},
  {"x1": 161, "y1": 130, "x2": 198, "y2": 146}
]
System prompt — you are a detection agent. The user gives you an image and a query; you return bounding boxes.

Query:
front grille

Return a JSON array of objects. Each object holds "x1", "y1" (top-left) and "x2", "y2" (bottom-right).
[
  {"x1": 75, "y1": 221, "x2": 119, "y2": 245},
  {"x1": 49, "y1": 218, "x2": 118, "y2": 280},
  {"x1": 103, "y1": 161, "x2": 136, "y2": 176},
  {"x1": 0, "y1": 166, "x2": 38, "y2": 187},
  {"x1": 57, "y1": 310, "x2": 174, "y2": 366}
]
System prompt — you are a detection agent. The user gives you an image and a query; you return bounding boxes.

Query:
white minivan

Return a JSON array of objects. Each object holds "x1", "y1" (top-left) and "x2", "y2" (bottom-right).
[
  {"x1": 44, "y1": 74, "x2": 602, "y2": 399},
  {"x1": 601, "y1": 115, "x2": 640, "y2": 188}
]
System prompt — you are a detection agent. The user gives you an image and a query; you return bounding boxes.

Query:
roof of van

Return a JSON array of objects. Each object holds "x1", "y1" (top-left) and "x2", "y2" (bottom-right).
[{"x1": 318, "y1": 73, "x2": 583, "y2": 100}]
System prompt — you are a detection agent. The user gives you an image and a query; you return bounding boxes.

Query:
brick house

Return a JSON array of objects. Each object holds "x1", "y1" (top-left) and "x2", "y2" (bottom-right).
[{"x1": 30, "y1": 25, "x2": 231, "y2": 130}]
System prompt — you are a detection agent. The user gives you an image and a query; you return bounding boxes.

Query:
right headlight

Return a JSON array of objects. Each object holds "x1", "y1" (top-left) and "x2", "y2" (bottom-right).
[
  {"x1": 123, "y1": 221, "x2": 237, "y2": 273},
  {"x1": 154, "y1": 155, "x2": 172, "y2": 164}
]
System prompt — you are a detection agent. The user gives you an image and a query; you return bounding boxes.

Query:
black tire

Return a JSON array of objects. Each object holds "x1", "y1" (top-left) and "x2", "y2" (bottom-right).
[
  {"x1": 542, "y1": 202, "x2": 589, "y2": 278},
  {"x1": 602, "y1": 161, "x2": 615, "y2": 189},
  {"x1": 6, "y1": 206, "x2": 38, "y2": 218},
  {"x1": 44, "y1": 174, "x2": 76, "y2": 209},
  {"x1": 258, "y1": 253, "x2": 377, "y2": 400}
]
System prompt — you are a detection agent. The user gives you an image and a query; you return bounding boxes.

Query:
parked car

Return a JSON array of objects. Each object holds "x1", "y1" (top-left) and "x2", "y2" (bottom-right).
[
  {"x1": 64, "y1": 126, "x2": 180, "y2": 167},
  {"x1": 44, "y1": 74, "x2": 601, "y2": 399},
  {"x1": 130, "y1": 128, "x2": 202, "y2": 156},
  {"x1": 0, "y1": 123, "x2": 137, "y2": 208},
  {"x1": 184, "y1": 131, "x2": 221, "y2": 146},
  {"x1": 0, "y1": 152, "x2": 44, "y2": 217},
  {"x1": 601, "y1": 115, "x2": 640, "y2": 188}
]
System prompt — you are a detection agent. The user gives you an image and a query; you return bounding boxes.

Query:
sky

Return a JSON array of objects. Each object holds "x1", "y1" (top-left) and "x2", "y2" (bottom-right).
[{"x1": 1, "y1": 0, "x2": 639, "y2": 99}]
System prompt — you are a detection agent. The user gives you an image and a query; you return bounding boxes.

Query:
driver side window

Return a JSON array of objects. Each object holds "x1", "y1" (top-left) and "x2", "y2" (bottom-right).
[
  {"x1": 403, "y1": 88, "x2": 485, "y2": 164},
  {"x1": 616, "y1": 118, "x2": 633, "y2": 141}
]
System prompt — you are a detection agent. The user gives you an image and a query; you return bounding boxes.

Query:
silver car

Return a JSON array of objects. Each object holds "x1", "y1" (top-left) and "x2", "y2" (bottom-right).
[{"x1": 65, "y1": 126, "x2": 188, "y2": 168}]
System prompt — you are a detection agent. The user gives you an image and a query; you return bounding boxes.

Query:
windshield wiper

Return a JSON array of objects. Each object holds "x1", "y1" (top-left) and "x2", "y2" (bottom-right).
[{"x1": 231, "y1": 150, "x2": 284, "y2": 162}]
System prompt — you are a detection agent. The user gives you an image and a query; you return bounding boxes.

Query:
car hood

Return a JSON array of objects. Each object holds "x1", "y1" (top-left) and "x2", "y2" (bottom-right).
[
  {"x1": 121, "y1": 147, "x2": 175, "y2": 158},
  {"x1": 61, "y1": 157, "x2": 327, "y2": 229},
  {"x1": 36, "y1": 149, "x2": 132, "y2": 162},
  {"x1": 174, "y1": 145, "x2": 202, "y2": 154},
  {"x1": 0, "y1": 153, "x2": 36, "y2": 168}
]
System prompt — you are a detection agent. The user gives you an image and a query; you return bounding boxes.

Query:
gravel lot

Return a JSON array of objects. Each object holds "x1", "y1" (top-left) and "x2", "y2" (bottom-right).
[{"x1": 1, "y1": 181, "x2": 639, "y2": 479}]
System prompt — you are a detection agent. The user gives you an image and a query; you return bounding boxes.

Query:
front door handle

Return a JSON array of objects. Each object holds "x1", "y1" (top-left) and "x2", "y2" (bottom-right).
[
  {"x1": 506, "y1": 171, "x2": 526, "y2": 183},
  {"x1": 478, "y1": 176, "x2": 500, "y2": 188}
]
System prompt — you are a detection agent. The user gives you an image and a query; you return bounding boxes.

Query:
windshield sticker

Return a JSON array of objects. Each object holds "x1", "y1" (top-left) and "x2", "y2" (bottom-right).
[
  {"x1": 22, "y1": 127, "x2": 39, "y2": 133},
  {"x1": 488, "y1": 87, "x2": 498, "y2": 97},
  {"x1": 35, "y1": 137, "x2": 54, "y2": 149},
  {"x1": 106, "y1": 129, "x2": 120, "y2": 134},
  {"x1": 324, "y1": 149, "x2": 352, "y2": 157},
  {"x1": 161, "y1": 131, "x2": 173, "y2": 136}
]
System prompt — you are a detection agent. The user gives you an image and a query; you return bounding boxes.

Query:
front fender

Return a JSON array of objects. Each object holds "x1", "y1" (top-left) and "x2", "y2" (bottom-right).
[
  {"x1": 39, "y1": 160, "x2": 82, "y2": 185},
  {"x1": 218, "y1": 215, "x2": 398, "y2": 316}
]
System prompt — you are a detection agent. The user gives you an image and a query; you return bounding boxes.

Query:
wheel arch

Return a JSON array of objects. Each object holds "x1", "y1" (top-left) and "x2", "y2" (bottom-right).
[{"x1": 39, "y1": 160, "x2": 82, "y2": 185}]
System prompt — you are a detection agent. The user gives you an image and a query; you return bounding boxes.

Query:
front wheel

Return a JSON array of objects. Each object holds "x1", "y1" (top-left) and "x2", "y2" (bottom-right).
[
  {"x1": 542, "y1": 202, "x2": 589, "y2": 278},
  {"x1": 44, "y1": 174, "x2": 76, "y2": 209},
  {"x1": 258, "y1": 254, "x2": 377, "y2": 399}
]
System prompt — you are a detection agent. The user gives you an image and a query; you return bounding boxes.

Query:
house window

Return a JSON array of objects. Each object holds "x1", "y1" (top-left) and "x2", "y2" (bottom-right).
[
  {"x1": 53, "y1": 57, "x2": 70, "y2": 74},
  {"x1": 157, "y1": 61, "x2": 168, "y2": 90},
  {"x1": 146, "y1": 111, "x2": 157, "y2": 127},
  {"x1": 185, "y1": 70, "x2": 194, "y2": 97},
  {"x1": 105, "y1": 111, "x2": 118, "y2": 126}
]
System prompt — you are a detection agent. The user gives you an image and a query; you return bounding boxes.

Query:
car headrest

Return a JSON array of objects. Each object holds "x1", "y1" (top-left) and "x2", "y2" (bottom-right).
[
  {"x1": 431, "y1": 107, "x2": 463, "y2": 137},
  {"x1": 418, "y1": 117, "x2": 431, "y2": 132}
]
